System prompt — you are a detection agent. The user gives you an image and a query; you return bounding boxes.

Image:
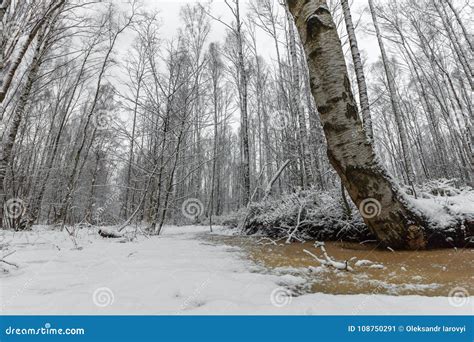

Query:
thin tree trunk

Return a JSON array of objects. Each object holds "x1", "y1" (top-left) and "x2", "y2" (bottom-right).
[
  {"x1": 433, "y1": 0, "x2": 473, "y2": 90},
  {"x1": 155, "y1": 117, "x2": 187, "y2": 235},
  {"x1": 340, "y1": 0, "x2": 373, "y2": 141},
  {"x1": 208, "y1": 47, "x2": 220, "y2": 232},
  {"x1": 0, "y1": 23, "x2": 48, "y2": 228},
  {"x1": 285, "y1": 3, "x2": 312, "y2": 188},
  {"x1": 235, "y1": 0, "x2": 251, "y2": 206},
  {"x1": 0, "y1": 0, "x2": 65, "y2": 103},
  {"x1": 123, "y1": 74, "x2": 142, "y2": 219},
  {"x1": 56, "y1": 15, "x2": 132, "y2": 224},
  {"x1": 368, "y1": 0, "x2": 416, "y2": 190},
  {"x1": 27, "y1": 42, "x2": 96, "y2": 226},
  {"x1": 445, "y1": 0, "x2": 473, "y2": 52}
]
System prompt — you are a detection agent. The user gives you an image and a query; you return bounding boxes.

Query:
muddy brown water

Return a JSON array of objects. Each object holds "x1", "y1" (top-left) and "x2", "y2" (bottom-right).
[{"x1": 202, "y1": 234, "x2": 474, "y2": 297}]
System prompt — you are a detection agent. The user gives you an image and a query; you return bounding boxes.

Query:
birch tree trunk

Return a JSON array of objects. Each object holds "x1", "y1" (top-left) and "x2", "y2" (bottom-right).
[
  {"x1": 285, "y1": 3, "x2": 313, "y2": 188},
  {"x1": 123, "y1": 69, "x2": 143, "y2": 219},
  {"x1": 286, "y1": 0, "x2": 470, "y2": 249},
  {"x1": 0, "y1": 18, "x2": 52, "y2": 228},
  {"x1": 235, "y1": 0, "x2": 251, "y2": 206},
  {"x1": 208, "y1": 43, "x2": 221, "y2": 227},
  {"x1": 340, "y1": 0, "x2": 373, "y2": 141},
  {"x1": 0, "y1": 0, "x2": 66, "y2": 103}
]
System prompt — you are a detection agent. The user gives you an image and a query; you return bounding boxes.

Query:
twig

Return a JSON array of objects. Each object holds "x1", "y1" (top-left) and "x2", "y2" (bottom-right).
[
  {"x1": 0, "y1": 259, "x2": 19, "y2": 268},
  {"x1": 286, "y1": 201, "x2": 306, "y2": 244},
  {"x1": 304, "y1": 243, "x2": 354, "y2": 271},
  {"x1": 1, "y1": 250, "x2": 16, "y2": 259},
  {"x1": 0, "y1": 250, "x2": 19, "y2": 268},
  {"x1": 256, "y1": 237, "x2": 278, "y2": 245},
  {"x1": 303, "y1": 249, "x2": 327, "y2": 265}
]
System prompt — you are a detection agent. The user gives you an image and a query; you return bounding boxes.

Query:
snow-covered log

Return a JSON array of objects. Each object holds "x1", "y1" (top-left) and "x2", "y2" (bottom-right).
[{"x1": 98, "y1": 227, "x2": 124, "y2": 239}]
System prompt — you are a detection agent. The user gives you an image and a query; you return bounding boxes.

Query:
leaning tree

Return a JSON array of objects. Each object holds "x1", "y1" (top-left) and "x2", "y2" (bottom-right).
[{"x1": 285, "y1": 0, "x2": 472, "y2": 249}]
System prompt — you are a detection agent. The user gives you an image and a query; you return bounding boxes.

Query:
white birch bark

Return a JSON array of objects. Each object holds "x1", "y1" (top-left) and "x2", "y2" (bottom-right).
[{"x1": 340, "y1": 0, "x2": 373, "y2": 141}]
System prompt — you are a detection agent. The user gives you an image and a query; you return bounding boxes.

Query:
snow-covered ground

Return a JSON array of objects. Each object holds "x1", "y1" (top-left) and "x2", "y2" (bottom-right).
[{"x1": 0, "y1": 225, "x2": 472, "y2": 315}]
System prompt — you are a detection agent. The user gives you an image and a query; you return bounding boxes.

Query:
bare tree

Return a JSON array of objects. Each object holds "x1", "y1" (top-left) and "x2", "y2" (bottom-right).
[
  {"x1": 55, "y1": 2, "x2": 136, "y2": 225},
  {"x1": 340, "y1": 0, "x2": 373, "y2": 141},
  {"x1": 368, "y1": 0, "x2": 416, "y2": 190},
  {"x1": 0, "y1": 0, "x2": 66, "y2": 103},
  {"x1": 204, "y1": 0, "x2": 251, "y2": 206}
]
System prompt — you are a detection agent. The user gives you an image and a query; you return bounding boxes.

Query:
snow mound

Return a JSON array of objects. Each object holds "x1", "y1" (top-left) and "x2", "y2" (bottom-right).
[{"x1": 404, "y1": 181, "x2": 474, "y2": 230}]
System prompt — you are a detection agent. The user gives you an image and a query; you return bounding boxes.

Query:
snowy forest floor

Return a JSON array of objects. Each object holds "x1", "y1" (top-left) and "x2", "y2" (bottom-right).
[{"x1": 0, "y1": 225, "x2": 472, "y2": 315}]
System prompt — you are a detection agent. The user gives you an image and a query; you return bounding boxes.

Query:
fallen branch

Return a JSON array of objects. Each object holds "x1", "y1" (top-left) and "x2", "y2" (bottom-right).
[
  {"x1": 239, "y1": 160, "x2": 291, "y2": 234},
  {"x1": 0, "y1": 250, "x2": 19, "y2": 268},
  {"x1": 64, "y1": 225, "x2": 80, "y2": 249},
  {"x1": 262, "y1": 160, "x2": 291, "y2": 201},
  {"x1": 286, "y1": 201, "x2": 306, "y2": 243},
  {"x1": 255, "y1": 237, "x2": 284, "y2": 246},
  {"x1": 303, "y1": 249, "x2": 327, "y2": 265},
  {"x1": 98, "y1": 227, "x2": 124, "y2": 238},
  {"x1": 304, "y1": 242, "x2": 353, "y2": 271}
]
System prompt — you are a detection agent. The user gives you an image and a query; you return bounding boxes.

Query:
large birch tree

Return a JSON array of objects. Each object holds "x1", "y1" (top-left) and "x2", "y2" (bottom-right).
[{"x1": 285, "y1": 0, "x2": 470, "y2": 249}]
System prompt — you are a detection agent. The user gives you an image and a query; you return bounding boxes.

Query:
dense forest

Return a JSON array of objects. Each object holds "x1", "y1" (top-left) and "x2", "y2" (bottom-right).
[{"x1": 0, "y1": 0, "x2": 472, "y2": 250}]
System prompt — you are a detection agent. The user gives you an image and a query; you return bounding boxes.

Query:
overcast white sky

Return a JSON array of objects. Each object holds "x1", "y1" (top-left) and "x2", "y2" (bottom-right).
[
  {"x1": 128, "y1": 0, "x2": 381, "y2": 64},
  {"x1": 112, "y1": 0, "x2": 383, "y2": 129}
]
